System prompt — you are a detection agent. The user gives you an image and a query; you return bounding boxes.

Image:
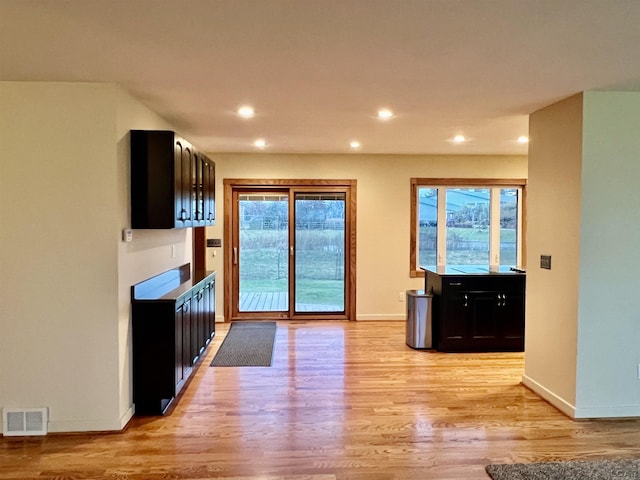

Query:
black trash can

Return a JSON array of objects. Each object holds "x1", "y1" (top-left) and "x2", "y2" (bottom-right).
[{"x1": 406, "y1": 289, "x2": 433, "y2": 349}]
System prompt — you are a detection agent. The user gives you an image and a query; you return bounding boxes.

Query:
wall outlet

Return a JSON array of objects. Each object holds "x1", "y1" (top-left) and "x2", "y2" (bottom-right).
[{"x1": 398, "y1": 291, "x2": 405, "y2": 302}]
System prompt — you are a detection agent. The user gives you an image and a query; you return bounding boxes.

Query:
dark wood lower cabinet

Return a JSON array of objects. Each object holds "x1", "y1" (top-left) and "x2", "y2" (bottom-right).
[
  {"x1": 424, "y1": 267, "x2": 525, "y2": 352},
  {"x1": 132, "y1": 265, "x2": 215, "y2": 415}
]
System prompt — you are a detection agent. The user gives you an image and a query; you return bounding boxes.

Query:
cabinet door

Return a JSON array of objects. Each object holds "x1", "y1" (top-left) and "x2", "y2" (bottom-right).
[
  {"x1": 439, "y1": 291, "x2": 469, "y2": 350},
  {"x1": 192, "y1": 152, "x2": 205, "y2": 227},
  {"x1": 497, "y1": 291, "x2": 525, "y2": 350},
  {"x1": 181, "y1": 297, "x2": 193, "y2": 380},
  {"x1": 194, "y1": 287, "x2": 206, "y2": 356},
  {"x1": 174, "y1": 139, "x2": 184, "y2": 226},
  {"x1": 204, "y1": 278, "x2": 215, "y2": 339},
  {"x1": 209, "y1": 278, "x2": 216, "y2": 338},
  {"x1": 468, "y1": 291, "x2": 500, "y2": 349},
  {"x1": 183, "y1": 144, "x2": 194, "y2": 227},
  {"x1": 203, "y1": 159, "x2": 215, "y2": 225},
  {"x1": 175, "y1": 303, "x2": 185, "y2": 391},
  {"x1": 174, "y1": 138, "x2": 193, "y2": 228}
]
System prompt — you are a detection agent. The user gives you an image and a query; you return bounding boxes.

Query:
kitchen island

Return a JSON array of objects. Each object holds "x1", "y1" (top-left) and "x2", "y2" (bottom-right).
[{"x1": 422, "y1": 265, "x2": 525, "y2": 352}]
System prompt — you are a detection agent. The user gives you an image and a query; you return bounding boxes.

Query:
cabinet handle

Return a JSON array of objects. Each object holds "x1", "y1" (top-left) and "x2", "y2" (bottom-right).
[
  {"x1": 290, "y1": 246, "x2": 294, "y2": 257},
  {"x1": 463, "y1": 294, "x2": 468, "y2": 307},
  {"x1": 180, "y1": 209, "x2": 187, "y2": 221},
  {"x1": 497, "y1": 293, "x2": 506, "y2": 307},
  {"x1": 450, "y1": 282, "x2": 462, "y2": 286},
  {"x1": 233, "y1": 247, "x2": 238, "y2": 265}
]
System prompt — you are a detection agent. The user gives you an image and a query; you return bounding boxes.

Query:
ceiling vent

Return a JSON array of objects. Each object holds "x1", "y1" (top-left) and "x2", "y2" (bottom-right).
[{"x1": 2, "y1": 408, "x2": 48, "y2": 436}]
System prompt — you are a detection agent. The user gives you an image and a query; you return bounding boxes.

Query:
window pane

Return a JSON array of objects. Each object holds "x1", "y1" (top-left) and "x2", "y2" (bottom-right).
[
  {"x1": 238, "y1": 194, "x2": 289, "y2": 312},
  {"x1": 417, "y1": 187, "x2": 438, "y2": 267},
  {"x1": 500, "y1": 188, "x2": 519, "y2": 266},
  {"x1": 445, "y1": 188, "x2": 490, "y2": 266},
  {"x1": 294, "y1": 194, "x2": 345, "y2": 312}
]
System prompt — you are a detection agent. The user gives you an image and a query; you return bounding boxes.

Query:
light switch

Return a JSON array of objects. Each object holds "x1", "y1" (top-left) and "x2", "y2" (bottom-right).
[{"x1": 540, "y1": 255, "x2": 551, "y2": 270}]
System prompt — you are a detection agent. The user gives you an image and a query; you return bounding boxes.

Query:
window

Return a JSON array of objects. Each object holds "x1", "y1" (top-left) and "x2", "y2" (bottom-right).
[{"x1": 410, "y1": 179, "x2": 526, "y2": 277}]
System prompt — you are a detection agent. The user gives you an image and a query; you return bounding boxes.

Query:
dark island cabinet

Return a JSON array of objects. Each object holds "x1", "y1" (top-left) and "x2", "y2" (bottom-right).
[
  {"x1": 424, "y1": 268, "x2": 525, "y2": 352},
  {"x1": 131, "y1": 130, "x2": 215, "y2": 229},
  {"x1": 132, "y1": 265, "x2": 215, "y2": 415}
]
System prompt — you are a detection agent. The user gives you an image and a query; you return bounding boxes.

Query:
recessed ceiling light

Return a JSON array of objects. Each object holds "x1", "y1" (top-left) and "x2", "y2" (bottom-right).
[
  {"x1": 517, "y1": 135, "x2": 529, "y2": 144},
  {"x1": 453, "y1": 134, "x2": 466, "y2": 143},
  {"x1": 237, "y1": 106, "x2": 255, "y2": 119},
  {"x1": 350, "y1": 141, "x2": 361, "y2": 150},
  {"x1": 377, "y1": 109, "x2": 393, "y2": 120},
  {"x1": 254, "y1": 138, "x2": 266, "y2": 149}
]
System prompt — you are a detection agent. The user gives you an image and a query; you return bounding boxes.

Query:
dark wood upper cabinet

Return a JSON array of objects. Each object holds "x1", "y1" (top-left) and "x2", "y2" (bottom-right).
[
  {"x1": 131, "y1": 130, "x2": 215, "y2": 229},
  {"x1": 203, "y1": 159, "x2": 216, "y2": 224}
]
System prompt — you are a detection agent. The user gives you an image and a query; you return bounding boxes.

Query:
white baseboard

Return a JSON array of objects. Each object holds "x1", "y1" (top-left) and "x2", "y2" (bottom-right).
[
  {"x1": 48, "y1": 414, "x2": 130, "y2": 433},
  {"x1": 521, "y1": 374, "x2": 576, "y2": 418},
  {"x1": 119, "y1": 405, "x2": 135, "y2": 429},
  {"x1": 45, "y1": 406, "x2": 133, "y2": 433},
  {"x1": 522, "y1": 374, "x2": 640, "y2": 419},
  {"x1": 574, "y1": 404, "x2": 640, "y2": 418},
  {"x1": 356, "y1": 314, "x2": 405, "y2": 321}
]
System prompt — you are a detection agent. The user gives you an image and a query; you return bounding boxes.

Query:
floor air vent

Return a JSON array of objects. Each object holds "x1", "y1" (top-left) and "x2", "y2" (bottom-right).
[{"x1": 2, "y1": 408, "x2": 48, "y2": 436}]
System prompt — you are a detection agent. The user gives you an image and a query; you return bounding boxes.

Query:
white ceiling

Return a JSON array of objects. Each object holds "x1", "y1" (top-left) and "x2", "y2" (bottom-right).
[{"x1": 2, "y1": 0, "x2": 640, "y2": 155}]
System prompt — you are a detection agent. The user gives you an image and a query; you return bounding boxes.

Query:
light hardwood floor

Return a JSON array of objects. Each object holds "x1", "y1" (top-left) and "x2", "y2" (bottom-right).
[{"x1": 2, "y1": 320, "x2": 639, "y2": 479}]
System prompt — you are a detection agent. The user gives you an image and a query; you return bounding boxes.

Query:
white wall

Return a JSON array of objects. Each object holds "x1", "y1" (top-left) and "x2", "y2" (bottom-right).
[
  {"x1": 522, "y1": 93, "x2": 584, "y2": 415},
  {"x1": 204, "y1": 153, "x2": 527, "y2": 321},
  {"x1": 1, "y1": 82, "x2": 122, "y2": 432},
  {"x1": 524, "y1": 91, "x2": 640, "y2": 418},
  {"x1": 0, "y1": 82, "x2": 191, "y2": 432},
  {"x1": 114, "y1": 86, "x2": 192, "y2": 425},
  {"x1": 575, "y1": 91, "x2": 640, "y2": 417}
]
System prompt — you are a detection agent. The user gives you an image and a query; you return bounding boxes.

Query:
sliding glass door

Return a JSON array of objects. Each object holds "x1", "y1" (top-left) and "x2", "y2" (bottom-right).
[{"x1": 226, "y1": 181, "x2": 355, "y2": 321}]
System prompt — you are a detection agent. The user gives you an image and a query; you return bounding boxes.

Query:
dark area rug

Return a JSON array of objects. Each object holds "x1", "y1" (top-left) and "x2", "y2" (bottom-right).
[
  {"x1": 210, "y1": 321, "x2": 277, "y2": 367},
  {"x1": 486, "y1": 459, "x2": 640, "y2": 480}
]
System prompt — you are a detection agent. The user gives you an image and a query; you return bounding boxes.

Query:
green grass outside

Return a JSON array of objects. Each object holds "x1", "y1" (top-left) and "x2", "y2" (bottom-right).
[
  {"x1": 238, "y1": 226, "x2": 517, "y2": 308},
  {"x1": 239, "y1": 240, "x2": 344, "y2": 307},
  {"x1": 419, "y1": 226, "x2": 517, "y2": 265},
  {"x1": 420, "y1": 226, "x2": 516, "y2": 241}
]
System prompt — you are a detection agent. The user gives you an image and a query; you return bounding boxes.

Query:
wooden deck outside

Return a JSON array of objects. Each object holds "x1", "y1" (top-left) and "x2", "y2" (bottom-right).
[{"x1": 239, "y1": 291, "x2": 340, "y2": 312}]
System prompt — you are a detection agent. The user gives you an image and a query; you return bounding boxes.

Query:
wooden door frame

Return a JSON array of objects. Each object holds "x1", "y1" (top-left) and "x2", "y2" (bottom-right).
[
  {"x1": 192, "y1": 226, "x2": 206, "y2": 274},
  {"x1": 224, "y1": 179, "x2": 357, "y2": 322}
]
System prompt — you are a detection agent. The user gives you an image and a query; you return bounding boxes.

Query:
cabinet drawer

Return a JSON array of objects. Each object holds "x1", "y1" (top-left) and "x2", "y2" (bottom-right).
[{"x1": 443, "y1": 275, "x2": 523, "y2": 293}]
